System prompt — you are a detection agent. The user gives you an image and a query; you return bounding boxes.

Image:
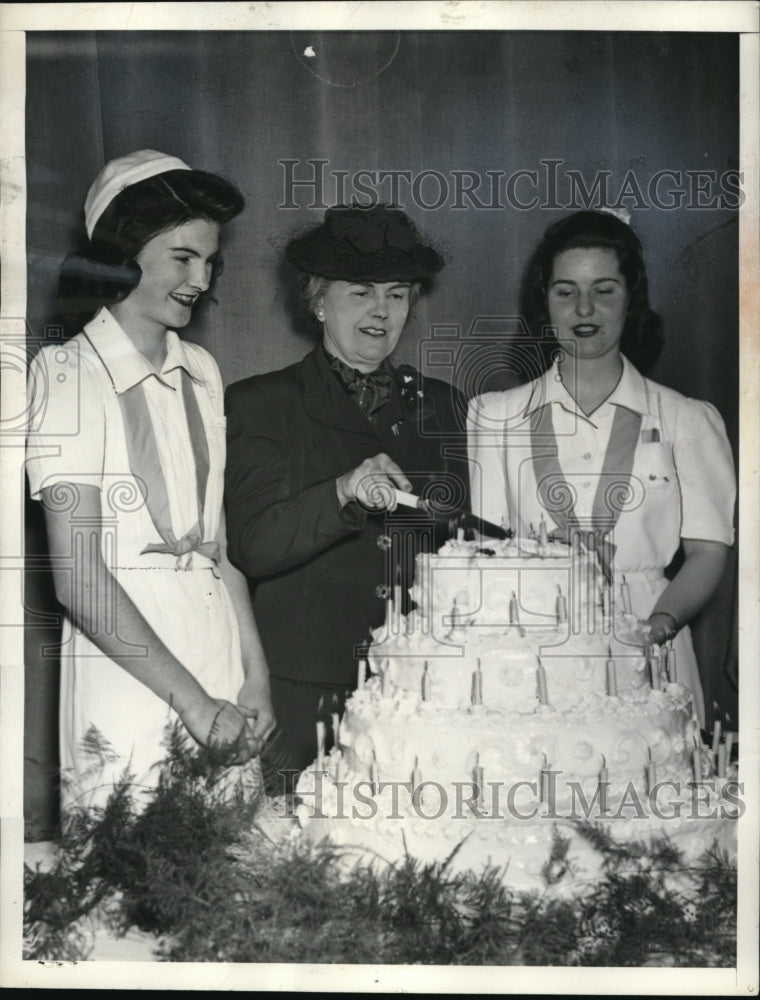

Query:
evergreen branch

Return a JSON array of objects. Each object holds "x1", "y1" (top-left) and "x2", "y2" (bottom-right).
[{"x1": 24, "y1": 723, "x2": 737, "y2": 966}]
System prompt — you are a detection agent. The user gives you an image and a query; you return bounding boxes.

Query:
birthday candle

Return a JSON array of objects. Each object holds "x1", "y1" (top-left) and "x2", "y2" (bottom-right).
[
  {"x1": 509, "y1": 591, "x2": 520, "y2": 625},
  {"x1": 539, "y1": 517, "x2": 549, "y2": 547},
  {"x1": 605, "y1": 647, "x2": 618, "y2": 697},
  {"x1": 556, "y1": 585, "x2": 568, "y2": 624},
  {"x1": 472, "y1": 753, "x2": 485, "y2": 808},
  {"x1": 384, "y1": 595, "x2": 393, "y2": 633},
  {"x1": 316, "y1": 720, "x2": 326, "y2": 757},
  {"x1": 411, "y1": 756, "x2": 422, "y2": 793},
  {"x1": 646, "y1": 751, "x2": 657, "y2": 793},
  {"x1": 620, "y1": 575, "x2": 633, "y2": 614},
  {"x1": 711, "y1": 719, "x2": 722, "y2": 754},
  {"x1": 421, "y1": 661, "x2": 430, "y2": 701},
  {"x1": 539, "y1": 755, "x2": 553, "y2": 808},
  {"x1": 471, "y1": 659, "x2": 483, "y2": 705},
  {"x1": 725, "y1": 731, "x2": 734, "y2": 763},
  {"x1": 536, "y1": 661, "x2": 549, "y2": 705},
  {"x1": 717, "y1": 742, "x2": 727, "y2": 778},
  {"x1": 692, "y1": 746, "x2": 702, "y2": 783},
  {"x1": 457, "y1": 527, "x2": 465, "y2": 541},
  {"x1": 331, "y1": 712, "x2": 340, "y2": 748},
  {"x1": 371, "y1": 753, "x2": 380, "y2": 795},
  {"x1": 601, "y1": 585, "x2": 611, "y2": 620},
  {"x1": 666, "y1": 642, "x2": 677, "y2": 683},
  {"x1": 599, "y1": 755, "x2": 609, "y2": 814},
  {"x1": 659, "y1": 645, "x2": 668, "y2": 680},
  {"x1": 357, "y1": 659, "x2": 367, "y2": 690},
  {"x1": 381, "y1": 667, "x2": 389, "y2": 697},
  {"x1": 649, "y1": 650, "x2": 661, "y2": 691}
]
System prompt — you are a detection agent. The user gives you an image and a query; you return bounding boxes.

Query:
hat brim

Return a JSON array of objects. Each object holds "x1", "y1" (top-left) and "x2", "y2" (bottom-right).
[{"x1": 285, "y1": 222, "x2": 444, "y2": 282}]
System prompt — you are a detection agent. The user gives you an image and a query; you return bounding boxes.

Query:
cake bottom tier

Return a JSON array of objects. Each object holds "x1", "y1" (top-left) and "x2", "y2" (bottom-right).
[
  {"x1": 295, "y1": 761, "x2": 739, "y2": 895},
  {"x1": 338, "y1": 683, "x2": 701, "y2": 804}
]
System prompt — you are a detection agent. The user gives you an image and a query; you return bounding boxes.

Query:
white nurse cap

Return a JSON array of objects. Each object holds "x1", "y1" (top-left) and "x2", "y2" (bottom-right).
[{"x1": 84, "y1": 149, "x2": 191, "y2": 239}]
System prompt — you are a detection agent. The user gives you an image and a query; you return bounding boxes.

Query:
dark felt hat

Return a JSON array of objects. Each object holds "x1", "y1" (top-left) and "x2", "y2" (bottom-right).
[{"x1": 285, "y1": 204, "x2": 444, "y2": 281}]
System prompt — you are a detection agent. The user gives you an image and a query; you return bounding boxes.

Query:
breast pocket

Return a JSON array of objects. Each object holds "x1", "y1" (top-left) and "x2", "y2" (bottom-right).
[{"x1": 637, "y1": 441, "x2": 677, "y2": 491}]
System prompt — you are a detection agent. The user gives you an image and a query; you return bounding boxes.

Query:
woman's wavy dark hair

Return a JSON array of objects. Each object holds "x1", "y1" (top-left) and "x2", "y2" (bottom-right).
[
  {"x1": 519, "y1": 210, "x2": 664, "y2": 375},
  {"x1": 57, "y1": 169, "x2": 244, "y2": 336}
]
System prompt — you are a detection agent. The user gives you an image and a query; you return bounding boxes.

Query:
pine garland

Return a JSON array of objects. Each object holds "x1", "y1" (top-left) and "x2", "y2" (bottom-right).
[{"x1": 24, "y1": 724, "x2": 737, "y2": 966}]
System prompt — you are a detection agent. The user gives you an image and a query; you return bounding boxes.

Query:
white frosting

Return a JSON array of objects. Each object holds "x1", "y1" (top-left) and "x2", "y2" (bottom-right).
[{"x1": 295, "y1": 540, "x2": 736, "y2": 892}]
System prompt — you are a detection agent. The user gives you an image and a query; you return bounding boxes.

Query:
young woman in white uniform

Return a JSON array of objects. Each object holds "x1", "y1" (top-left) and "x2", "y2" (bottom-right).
[
  {"x1": 26, "y1": 151, "x2": 274, "y2": 811},
  {"x1": 468, "y1": 211, "x2": 735, "y2": 726}
]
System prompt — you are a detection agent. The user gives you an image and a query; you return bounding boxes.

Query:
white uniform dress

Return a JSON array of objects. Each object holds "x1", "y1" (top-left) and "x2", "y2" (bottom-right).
[
  {"x1": 27, "y1": 307, "x2": 252, "y2": 811},
  {"x1": 467, "y1": 355, "x2": 736, "y2": 726}
]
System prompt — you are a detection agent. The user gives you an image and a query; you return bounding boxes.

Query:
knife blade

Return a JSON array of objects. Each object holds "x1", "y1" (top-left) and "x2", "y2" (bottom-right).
[{"x1": 392, "y1": 490, "x2": 511, "y2": 540}]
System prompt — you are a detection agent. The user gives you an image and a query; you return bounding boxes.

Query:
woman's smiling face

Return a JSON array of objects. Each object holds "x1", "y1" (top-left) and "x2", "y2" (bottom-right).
[
  {"x1": 319, "y1": 280, "x2": 411, "y2": 372},
  {"x1": 123, "y1": 217, "x2": 220, "y2": 334},
  {"x1": 547, "y1": 247, "x2": 629, "y2": 362}
]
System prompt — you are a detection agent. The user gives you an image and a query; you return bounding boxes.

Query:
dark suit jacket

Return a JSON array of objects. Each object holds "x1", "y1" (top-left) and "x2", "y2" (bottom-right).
[{"x1": 225, "y1": 345, "x2": 468, "y2": 685}]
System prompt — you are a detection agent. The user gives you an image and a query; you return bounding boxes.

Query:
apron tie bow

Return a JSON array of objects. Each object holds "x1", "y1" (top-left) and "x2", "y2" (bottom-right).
[{"x1": 118, "y1": 369, "x2": 217, "y2": 566}]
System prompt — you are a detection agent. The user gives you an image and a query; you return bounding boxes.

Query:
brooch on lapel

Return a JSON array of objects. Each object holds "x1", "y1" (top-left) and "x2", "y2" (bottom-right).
[{"x1": 396, "y1": 365, "x2": 436, "y2": 426}]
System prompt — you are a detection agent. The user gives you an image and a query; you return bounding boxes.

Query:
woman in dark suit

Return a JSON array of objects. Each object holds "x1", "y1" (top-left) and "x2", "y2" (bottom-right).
[{"x1": 225, "y1": 205, "x2": 468, "y2": 775}]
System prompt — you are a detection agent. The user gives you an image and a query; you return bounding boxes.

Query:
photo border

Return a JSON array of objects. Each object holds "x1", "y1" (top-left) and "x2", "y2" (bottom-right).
[{"x1": 1, "y1": 2, "x2": 757, "y2": 993}]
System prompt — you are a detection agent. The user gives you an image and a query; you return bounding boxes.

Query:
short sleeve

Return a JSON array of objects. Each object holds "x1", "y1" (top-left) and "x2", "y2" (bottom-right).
[
  {"x1": 675, "y1": 397, "x2": 736, "y2": 544},
  {"x1": 25, "y1": 343, "x2": 107, "y2": 499}
]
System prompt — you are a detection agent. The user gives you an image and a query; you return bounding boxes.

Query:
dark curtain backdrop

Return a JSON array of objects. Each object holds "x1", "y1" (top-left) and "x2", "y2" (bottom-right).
[{"x1": 23, "y1": 30, "x2": 740, "y2": 836}]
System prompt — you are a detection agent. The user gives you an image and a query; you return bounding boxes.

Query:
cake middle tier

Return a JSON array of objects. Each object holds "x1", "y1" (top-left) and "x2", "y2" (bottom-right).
[
  {"x1": 370, "y1": 617, "x2": 665, "y2": 713},
  {"x1": 339, "y1": 681, "x2": 699, "y2": 800}
]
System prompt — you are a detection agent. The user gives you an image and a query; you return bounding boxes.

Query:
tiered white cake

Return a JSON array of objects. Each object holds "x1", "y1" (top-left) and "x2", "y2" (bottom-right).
[{"x1": 295, "y1": 538, "x2": 738, "y2": 893}]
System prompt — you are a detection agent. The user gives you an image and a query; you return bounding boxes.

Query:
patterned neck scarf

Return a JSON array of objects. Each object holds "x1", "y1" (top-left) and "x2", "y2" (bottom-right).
[{"x1": 325, "y1": 348, "x2": 394, "y2": 422}]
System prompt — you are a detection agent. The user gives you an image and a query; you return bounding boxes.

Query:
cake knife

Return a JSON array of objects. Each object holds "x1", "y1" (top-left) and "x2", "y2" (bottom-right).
[{"x1": 392, "y1": 489, "x2": 511, "y2": 540}]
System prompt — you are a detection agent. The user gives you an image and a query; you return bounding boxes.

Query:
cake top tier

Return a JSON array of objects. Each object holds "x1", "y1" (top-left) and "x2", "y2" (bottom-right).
[
  {"x1": 434, "y1": 537, "x2": 575, "y2": 560},
  {"x1": 409, "y1": 536, "x2": 608, "y2": 628}
]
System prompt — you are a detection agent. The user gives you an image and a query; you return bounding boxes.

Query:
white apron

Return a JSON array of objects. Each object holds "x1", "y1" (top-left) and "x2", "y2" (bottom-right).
[
  {"x1": 468, "y1": 357, "x2": 736, "y2": 726},
  {"x1": 27, "y1": 309, "x2": 254, "y2": 811}
]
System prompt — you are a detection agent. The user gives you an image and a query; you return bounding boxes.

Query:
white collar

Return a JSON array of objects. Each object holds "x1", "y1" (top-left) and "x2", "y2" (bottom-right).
[
  {"x1": 524, "y1": 354, "x2": 650, "y2": 419},
  {"x1": 82, "y1": 307, "x2": 203, "y2": 394}
]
